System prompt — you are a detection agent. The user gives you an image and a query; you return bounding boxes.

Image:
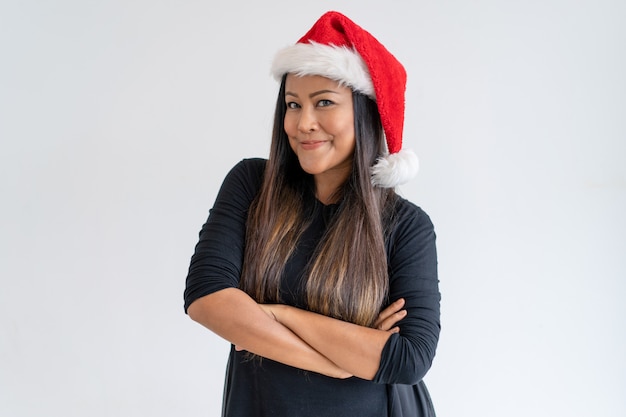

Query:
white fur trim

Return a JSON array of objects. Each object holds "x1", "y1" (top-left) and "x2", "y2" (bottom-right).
[
  {"x1": 371, "y1": 149, "x2": 419, "y2": 188},
  {"x1": 271, "y1": 42, "x2": 375, "y2": 99}
]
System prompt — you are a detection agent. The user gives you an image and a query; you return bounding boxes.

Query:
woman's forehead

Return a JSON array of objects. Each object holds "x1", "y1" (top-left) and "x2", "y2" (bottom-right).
[{"x1": 284, "y1": 74, "x2": 350, "y2": 93}]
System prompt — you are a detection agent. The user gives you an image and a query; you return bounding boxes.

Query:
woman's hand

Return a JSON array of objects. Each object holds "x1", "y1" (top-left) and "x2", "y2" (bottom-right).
[{"x1": 373, "y1": 298, "x2": 406, "y2": 333}]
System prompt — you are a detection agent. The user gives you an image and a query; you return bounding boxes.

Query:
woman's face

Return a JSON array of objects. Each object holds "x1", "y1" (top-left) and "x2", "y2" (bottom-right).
[{"x1": 284, "y1": 74, "x2": 355, "y2": 187}]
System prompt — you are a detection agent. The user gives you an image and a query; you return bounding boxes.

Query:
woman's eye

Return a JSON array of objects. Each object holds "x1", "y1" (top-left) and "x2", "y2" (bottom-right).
[
  {"x1": 286, "y1": 102, "x2": 300, "y2": 109},
  {"x1": 318, "y1": 99, "x2": 333, "y2": 107}
]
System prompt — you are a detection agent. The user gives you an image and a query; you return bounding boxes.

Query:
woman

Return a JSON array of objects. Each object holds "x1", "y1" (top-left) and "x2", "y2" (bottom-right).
[{"x1": 184, "y1": 11, "x2": 440, "y2": 417}]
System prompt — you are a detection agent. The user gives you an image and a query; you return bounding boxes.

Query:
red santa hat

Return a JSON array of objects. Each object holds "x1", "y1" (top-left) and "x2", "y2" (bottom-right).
[{"x1": 271, "y1": 11, "x2": 419, "y2": 188}]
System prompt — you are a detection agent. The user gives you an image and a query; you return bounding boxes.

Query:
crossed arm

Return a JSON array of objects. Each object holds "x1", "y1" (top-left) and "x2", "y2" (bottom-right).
[
  {"x1": 187, "y1": 287, "x2": 406, "y2": 380},
  {"x1": 186, "y1": 162, "x2": 438, "y2": 382}
]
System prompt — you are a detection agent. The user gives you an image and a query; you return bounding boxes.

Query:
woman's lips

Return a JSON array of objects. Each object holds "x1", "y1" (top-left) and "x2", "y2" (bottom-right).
[{"x1": 300, "y1": 140, "x2": 326, "y2": 150}]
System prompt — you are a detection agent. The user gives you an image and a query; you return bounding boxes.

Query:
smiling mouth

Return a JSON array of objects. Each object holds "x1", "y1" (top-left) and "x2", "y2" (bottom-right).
[{"x1": 300, "y1": 140, "x2": 326, "y2": 150}]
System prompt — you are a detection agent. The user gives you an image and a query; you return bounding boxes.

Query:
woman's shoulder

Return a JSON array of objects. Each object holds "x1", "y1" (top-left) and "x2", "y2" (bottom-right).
[
  {"x1": 385, "y1": 194, "x2": 437, "y2": 261},
  {"x1": 225, "y1": 158, "x2": 267, "y2": 184},
  {"x1": 229, "y1": 157, "x2": 267, "y2": 177},
  {"x1": 389, "y1": 194, "x2": 433, "y2": 228},
  {"x1": 218, "y1": 158, "x2": 267, "y2": 200}
]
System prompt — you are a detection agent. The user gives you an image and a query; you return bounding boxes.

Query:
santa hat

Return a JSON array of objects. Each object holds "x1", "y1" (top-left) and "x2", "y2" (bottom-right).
[{"x1": 271, "y1": 11, "x2": 419, "y2": 188}]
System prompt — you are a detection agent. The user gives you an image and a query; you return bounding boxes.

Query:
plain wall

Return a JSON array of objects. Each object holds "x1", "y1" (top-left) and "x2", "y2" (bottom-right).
[{"x1": 1, "y1": 1, "x2": 624, "y2": 416}]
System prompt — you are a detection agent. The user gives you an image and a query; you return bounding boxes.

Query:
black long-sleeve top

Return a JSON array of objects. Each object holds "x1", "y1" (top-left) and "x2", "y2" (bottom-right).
[{"x1": 184, "y1": 159, "x2": 440, "y2": 417}]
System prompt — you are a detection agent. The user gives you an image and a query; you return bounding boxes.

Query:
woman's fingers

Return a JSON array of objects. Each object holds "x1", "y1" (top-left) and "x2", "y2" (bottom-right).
[
  {"x1": 374, "y1": 298, "x2": 406, "y2": 331},
  {"x1": 375, "y1": 298, "x2": 405, "y2": 324},
  {"x1": 377, "y1": 310, "x2": 407, "y2": 331}
]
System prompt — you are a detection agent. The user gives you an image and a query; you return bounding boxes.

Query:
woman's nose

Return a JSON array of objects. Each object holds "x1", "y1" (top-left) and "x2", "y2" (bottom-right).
[{"x1": 297, "y1": 106, "x2": 318, "y2": 133}]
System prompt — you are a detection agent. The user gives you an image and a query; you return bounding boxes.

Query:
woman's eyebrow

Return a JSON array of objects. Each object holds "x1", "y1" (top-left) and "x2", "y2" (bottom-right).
[
  {"x1": 310, "y1": 89, "x2": 339, "y2": 98},
  {"x1": 284, "y1": 89, "x2": 340, "y2": 98}
]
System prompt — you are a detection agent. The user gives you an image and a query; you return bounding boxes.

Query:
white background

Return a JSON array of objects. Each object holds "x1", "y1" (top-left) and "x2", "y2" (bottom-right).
[{"x1": 1, "y1": 1, "x2": 624, "y2": 416}]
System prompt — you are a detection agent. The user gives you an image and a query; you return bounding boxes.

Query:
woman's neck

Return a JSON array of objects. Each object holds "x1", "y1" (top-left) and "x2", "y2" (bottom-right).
[
  {"x1": 311, "y1": 158, "x2": 353, "y2": 204},
  {"x1": 315, "y1": 187, "x2": 340, "y2": 205},
  {"x1": 314, "y1": 173, "x2": 349, "y2": 205}
]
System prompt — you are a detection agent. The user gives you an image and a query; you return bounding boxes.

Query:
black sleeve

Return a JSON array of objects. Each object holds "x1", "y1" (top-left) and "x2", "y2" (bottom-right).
[
  {"x1": 373, "y1": 202, "x2": 441, "y2": 385},
  {"x1": 183, "y1": 158, "x2": 265, "y2": 313}
]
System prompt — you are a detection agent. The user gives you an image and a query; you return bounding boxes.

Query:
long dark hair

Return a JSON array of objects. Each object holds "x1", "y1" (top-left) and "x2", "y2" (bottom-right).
[{"x1": 240, "y1": 75, "x2": 396, "y2": 327}]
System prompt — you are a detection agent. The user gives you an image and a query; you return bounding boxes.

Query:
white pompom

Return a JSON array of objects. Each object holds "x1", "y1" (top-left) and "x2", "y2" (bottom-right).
[{"x1": 371, "y1": 149, "x2": 419, "y2": 188}]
